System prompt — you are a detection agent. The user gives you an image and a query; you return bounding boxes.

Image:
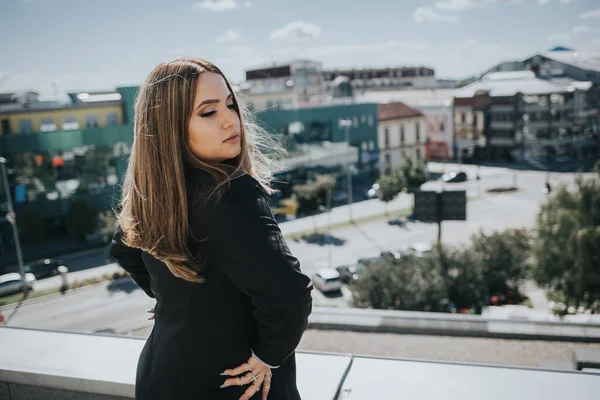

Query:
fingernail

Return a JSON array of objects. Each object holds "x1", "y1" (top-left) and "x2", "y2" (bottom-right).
[
  {"x1": 220, "y1": 384, "x2": 229, "y2": 389},
  {"x1": 220, "y1": 372, "x2": 229, "y2": 376}
]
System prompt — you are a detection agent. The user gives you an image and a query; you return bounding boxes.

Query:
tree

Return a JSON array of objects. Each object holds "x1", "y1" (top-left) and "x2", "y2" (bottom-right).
[
  {"x1": 66, "y1": 199, "x2": 98, "y2": 241},
  {"x1": 350, "y1": 229, "x2": 532, "y2": 314},
  {"x1": 351, "y1": 254, "x2": 447, "y2": 311},
  {"x1": 377, "y1": 170, "x2": 406, "y2": 215},
  {"x1": 533, "y1": 165, "x2": 600, "y2": 314},
  {"x1": 400, "y1": 157, "x2": 427, "y2": 193},
  {"x1": 292, "y1": 174, "x2": 336, "y2": 232},
  {"x1": 445, "y1": 229, "x2": 531, "y2": 313}
]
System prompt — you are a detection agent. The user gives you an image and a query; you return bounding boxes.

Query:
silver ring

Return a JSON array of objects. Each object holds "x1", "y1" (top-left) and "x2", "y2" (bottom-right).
[
  {"x1": 238, "y1": 377, "x2": 243, "y2": 387},
  {"x1": 244, "y1": 362, "x2": 252, "y2": 372},
  {"x1": 250, "y1": 372, "x2": 257, "y2": 382}
]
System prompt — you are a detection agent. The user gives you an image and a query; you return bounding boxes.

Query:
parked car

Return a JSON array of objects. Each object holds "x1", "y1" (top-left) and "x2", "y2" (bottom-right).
[
  {"x1": 442, "y1": 171, "x2": 467, "y2": 183},
  {"x1": 311, "y1": 269, "x2": 343, "y2": 293},
  {"x1": 0, "y1": 273, "x2": 36, "y2": 297},
  {"x1": 381, "y1": 249, "x2": 406, "y2": 260},
  {"x1": 408, "y1": 243, "x2": 433, "y2": 257},
  {"x1": 331, "y1": 189, "x2": 348, "y2": 205},
  {"x1": 357, "y1": 256, "x2": 384, "y2": 266},
  {"x1": 365, "y1": 183, "x2": 380, "y2": 199},
  {"x1": 24, "y1": 259, "x2": 66, "y2": 280},
  {"x1": 335, "y1": 263, "x2": 366, "y2": 283}
]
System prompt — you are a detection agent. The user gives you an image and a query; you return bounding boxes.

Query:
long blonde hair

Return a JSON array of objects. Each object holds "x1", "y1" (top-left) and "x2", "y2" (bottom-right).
[{"x1": 117, "y1": 58, "x2": 283, "y2": 283}]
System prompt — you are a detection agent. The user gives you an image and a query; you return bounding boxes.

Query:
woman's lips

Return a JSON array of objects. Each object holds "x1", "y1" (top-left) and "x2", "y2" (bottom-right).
[{"x1": 223, "y1": 134, "x2": 240, "y2": 143}]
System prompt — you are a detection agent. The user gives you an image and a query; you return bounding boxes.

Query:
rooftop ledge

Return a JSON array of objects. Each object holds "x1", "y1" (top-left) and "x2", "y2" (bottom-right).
[{"x1": 1, "y1": 326, "x2": 599, "y2": 400}]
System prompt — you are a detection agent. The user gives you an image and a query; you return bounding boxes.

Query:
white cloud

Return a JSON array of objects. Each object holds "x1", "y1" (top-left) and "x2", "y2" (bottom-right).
[
  {"x1": 559, "y1": 0, "x2": 574, "y2": 3},
  {"x1": 537, "y1": 0, "x2": 550, "y2": 5},
  {"x1": 581, "y1": 9, "x2": 600, "y2": 18},
  {"x1": 243, "y1": 1, "x2": 253, "y2": 7},
  {"x1": 192, "y1": 0, "x2": 237, "y2": 11},
  {"x1": 433, "y1": 0, "x2": 513, "y2": 11},
  {"x1": 270, "y1": 21, "x2": 321, "y2": 41},
  {"x1": 413, "y1": 7, "x2": 460, "y2": 23},
  {"x1": 217, "y1": 29, "x2": 240, "y2": 42}
]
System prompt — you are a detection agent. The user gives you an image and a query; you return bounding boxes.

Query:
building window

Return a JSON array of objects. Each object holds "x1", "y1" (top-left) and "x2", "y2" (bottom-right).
[
  {"x1": 1, "y1": 119, "x2": 11, "y2": 135},
  {"x1": 416, "y1": 122, "x2": 421, "y2": 143},
  {"x1": 40, "y1": 118, "x2": 57, "y2": 133},
  {"x1": 353, "y1": 116, "x2": 358, "y2": 127},
  {"x1": 85, "y1": 115, "x2": 99, "y2": 128},
  {"x1": 106, "y1": 113, "x2": 118, "y2": 126},
  {"x1": 400, "y1": 125, "x2": 405, "y2": 144},
  {"x1": 361, "y1": 142, "x2": 368, "y2": 151},
  {"x1": 384, "y1": 127, "x2": 390, "y2": 149},
  {"x1": 416, "y1": 148, "x2": 421, "y2": 161},
  {"x1": 369, "y1": 140, "x2": 375, "y2": 151},
  {"x1": 63, "y1": 116, "x2": 79, "y2": 130},
  {"x1": 19, "y1": 119, "x2": 33, "y2": 133},
  {"x1": 461, "y1": 113, "x2": 466, "y2": 123},
  {"x1": 368, "y1": 114, "x2": 373, "y2": 126},
  {"x1": 361, "y1": 115, "x2": 366, "y2": 124},
  {"x1": 440, "y1": 121, "x2": 445, "y2": 132},
  {"x1": 384, "y1": 153, "x2": 391, "y2": 173},
  {"x1": 473, "y1": 114, "x2": 478, "y2": 128}
]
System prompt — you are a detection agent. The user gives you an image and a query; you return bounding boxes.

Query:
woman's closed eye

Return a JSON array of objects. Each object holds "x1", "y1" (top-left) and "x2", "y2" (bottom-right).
[{"x1": 200, "y1": 103, "x2": 239, "y2": 118}]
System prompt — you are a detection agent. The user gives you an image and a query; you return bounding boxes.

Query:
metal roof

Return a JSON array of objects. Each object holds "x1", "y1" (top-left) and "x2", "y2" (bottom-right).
[{"x1": 455, "y1": 71, "x2": 593, "y2": 98}]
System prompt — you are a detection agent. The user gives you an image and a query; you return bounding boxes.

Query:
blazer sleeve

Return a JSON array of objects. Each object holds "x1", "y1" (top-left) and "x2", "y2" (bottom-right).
[
  {"x1": 210, "y1": 174, "x2": 313, "y2": 367},
  {"x1": 110, "y1": 225, "x2": 155, "y2": 298}
]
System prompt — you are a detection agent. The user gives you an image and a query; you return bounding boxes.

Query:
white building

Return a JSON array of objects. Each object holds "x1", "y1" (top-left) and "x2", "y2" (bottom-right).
[
  {"x1": 239, "y1": 60, "x2": 325, "y2": 111},
  {"x1": 377, "y1": 103, "x2": 426, "y2": 173}
]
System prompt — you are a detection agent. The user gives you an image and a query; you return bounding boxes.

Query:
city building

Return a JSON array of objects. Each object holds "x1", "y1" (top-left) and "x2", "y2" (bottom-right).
[
  {"x1": 377, "y1": 102, "x2": 425, "y2": 173},
  {"x1": 324, "y1": 66, "x2": 436, "y2": 91},
  {"x1": 356, "y1": 89, "x2": 455, "y2": 162},
  {"x1": 0, "y1": 90, "x2": 126, "y2": 135},
  {"x1": 453, "y1": 70, "x2": 600, "y2": 163},
  {"x1": 419, "y1": 104, "x2": 453, "y2": 161},
  {"x1": 255, "y1": 103, "x2": 379, "y2": 170},
  {"x1": 238, "y1": 60, "x2": 325, "y2": 110},
  {"x1": 485, "y1": 47, "x2": 600, "y2": 85}
]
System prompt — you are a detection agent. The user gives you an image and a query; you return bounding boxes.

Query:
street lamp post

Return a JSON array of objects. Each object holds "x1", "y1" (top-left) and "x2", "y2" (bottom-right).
[
  {"x1": 0, "y1": 157, "x2": 26, "y2": 292},
  {"x1": 339, "y1": 119, "x2": 354, "y2": 222}
]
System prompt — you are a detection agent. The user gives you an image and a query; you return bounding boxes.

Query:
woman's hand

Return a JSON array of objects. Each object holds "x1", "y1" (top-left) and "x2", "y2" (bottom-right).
[{"x1": 220, "y1": 356, "x2": 272, "y2": 400}]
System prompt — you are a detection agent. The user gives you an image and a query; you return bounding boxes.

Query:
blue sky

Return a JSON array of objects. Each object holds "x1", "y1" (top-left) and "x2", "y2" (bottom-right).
[{"x1": 1, "y1": 0, "x2": 599, "y2": 100}]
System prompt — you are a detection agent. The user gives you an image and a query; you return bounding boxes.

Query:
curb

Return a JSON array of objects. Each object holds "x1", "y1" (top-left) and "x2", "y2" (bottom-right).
[{"x1": 0, "y1": 276, "x2": 131, "y2": 311}]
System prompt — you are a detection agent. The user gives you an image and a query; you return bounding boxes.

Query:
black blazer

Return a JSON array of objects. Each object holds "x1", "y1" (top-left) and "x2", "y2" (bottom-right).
[{"x1": 110, "y1": 171, "x2": 313, "y2": 400}]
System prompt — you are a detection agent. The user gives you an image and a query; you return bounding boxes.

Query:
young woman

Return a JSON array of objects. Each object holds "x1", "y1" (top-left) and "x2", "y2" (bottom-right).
[{"x1": 110, "y1": 58, "x2": 313, "y2": 400}]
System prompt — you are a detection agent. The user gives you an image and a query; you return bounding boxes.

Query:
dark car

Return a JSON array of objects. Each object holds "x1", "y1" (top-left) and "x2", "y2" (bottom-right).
[
  {"x1": 442, "y1": 171, "x2": 467, "y2": 183},
  {"x1": 24, "y1": 259, "x2": 66, "y2": 280},
  {"x1": 335, "y1": 263, "x2": 366, "y2": 283},
  {"x1": 357, "y1": 256, "x2": 384, "y2": 266}
]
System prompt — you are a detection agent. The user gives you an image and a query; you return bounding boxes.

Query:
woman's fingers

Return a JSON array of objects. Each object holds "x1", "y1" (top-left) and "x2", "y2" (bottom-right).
[
  {"x1": 239, "y1": 373, "x2": 265, "y2": 400},
  {"x1": 262, "y1": 372, "x2": 272, "y2": 400},
  {"x1": 221, "y1": 372, "x2": 257, "y2": 388},
  {"x1": 221, "y1": 362, "x2": 252, "y2": 377}
]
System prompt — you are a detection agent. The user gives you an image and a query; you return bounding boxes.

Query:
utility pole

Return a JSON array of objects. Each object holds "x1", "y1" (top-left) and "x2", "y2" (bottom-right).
[
  {"x1": 340, "y1": 119, "x2": 354, "y2": 223},
  {"x1": 0, "y1": 158, "x2": 26, "y2": 293}
]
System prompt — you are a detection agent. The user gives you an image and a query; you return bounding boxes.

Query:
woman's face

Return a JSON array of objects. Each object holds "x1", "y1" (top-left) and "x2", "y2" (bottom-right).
[{"x1": 187, "y1": 72, "x2": 242, "y2": 163}]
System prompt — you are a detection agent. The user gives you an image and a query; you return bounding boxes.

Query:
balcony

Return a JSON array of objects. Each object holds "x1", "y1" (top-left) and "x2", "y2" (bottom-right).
[{"x1": 1, "y1": 313, "x2": 600, "y2": 399}]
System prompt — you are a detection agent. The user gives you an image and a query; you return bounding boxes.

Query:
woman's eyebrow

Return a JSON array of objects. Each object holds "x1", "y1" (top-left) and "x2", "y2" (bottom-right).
[{"x1": 195, "y1": 93, "x2": 233, "y2": 111}]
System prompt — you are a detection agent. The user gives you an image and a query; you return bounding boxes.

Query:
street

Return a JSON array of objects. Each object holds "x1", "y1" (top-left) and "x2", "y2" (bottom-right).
[{"x1": 0, "y1": 165, "x2": 583, "y2": 333}]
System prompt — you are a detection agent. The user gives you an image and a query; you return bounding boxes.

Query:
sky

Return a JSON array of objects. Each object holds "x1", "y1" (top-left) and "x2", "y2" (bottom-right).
[{"x1": 1, "y1": 0, "x2": 599, "y2": 100}]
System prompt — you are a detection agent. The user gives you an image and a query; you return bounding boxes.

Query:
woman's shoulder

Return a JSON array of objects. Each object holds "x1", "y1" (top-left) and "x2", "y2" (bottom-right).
[{"x1": 223, "y1": 173, "x2": 264, "y2": 202}]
